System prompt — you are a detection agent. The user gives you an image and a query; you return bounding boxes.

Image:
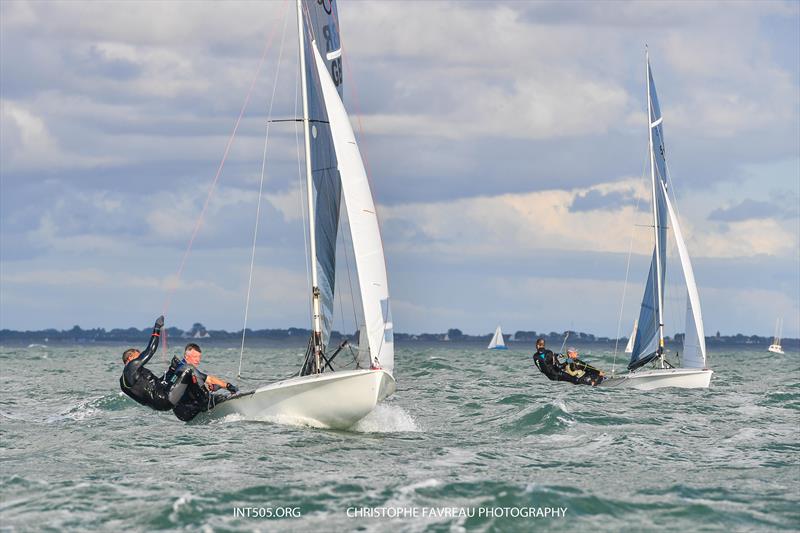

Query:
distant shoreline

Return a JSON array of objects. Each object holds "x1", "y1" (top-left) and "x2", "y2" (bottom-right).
[{"x1": 1, "y1": 324, "x2": 796, "y2": 349}]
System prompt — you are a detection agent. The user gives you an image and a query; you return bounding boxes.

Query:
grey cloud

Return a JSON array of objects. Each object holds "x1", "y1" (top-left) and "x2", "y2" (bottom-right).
[
  {"x1": 79, "y1": 45, "x2": 143, "y2": 80},
  {"x1": 569, "y1": 189, "x2": 642, "y2": 212},
  {"x1": 1, "y1": 0, "x2": 798, "y2": 332},
  {"x1": 708, "y1": 198, "x2": 798, "y2": 222},
  {"x1": 515, "y1": 0, "x2": 794, "y2": 28}
]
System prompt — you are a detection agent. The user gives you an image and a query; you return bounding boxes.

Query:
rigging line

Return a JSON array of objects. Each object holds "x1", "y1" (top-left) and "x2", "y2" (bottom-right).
[
  {"x1": 340, "y1": 211, "x2": 360, "y2": 340},
  {"x1": 612, "y1": 141, "x2": 649, "y2": 375},
  {"x1": 335, "y1": 275, "x2": 346, "y2": 355},
  {"x1": 661, "y1": 154, "x2": 688, "y2": 356},
  {"x1": 267, "y1": 118, "x2": 329, "y2": 124},
  {"x1": 326, "y1": 7, "x2": 392, "y2": 299},
  {"x1": 346, "y1": 342, "x2": 360, "y2": 368},
  {"x1": 160, "y1": 0, "x2": 289, "y2": 320},
  {"x1": 294, "y1": 33, "x2": 313, "y2": 328},
  {"x1": 238, "y1": 3, "x2": 291, "y2": 379},
  {"x1": 333, "y1": 218, "x2": 345, "y2": 350},
  {"x1": 333, "y1": 214, "x2": 358, "y2": 362}
]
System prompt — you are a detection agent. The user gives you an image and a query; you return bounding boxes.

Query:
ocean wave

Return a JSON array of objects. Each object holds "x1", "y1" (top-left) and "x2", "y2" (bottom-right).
[{"x1": 351, "y1": 403, "x2": 421, "y2": 434}]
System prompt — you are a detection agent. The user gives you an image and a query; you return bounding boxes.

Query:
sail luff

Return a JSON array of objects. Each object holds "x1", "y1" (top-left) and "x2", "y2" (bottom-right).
[
  {"x1": 630, "y1": 54, "x2": 669, "y2": 370},
  {"x1": 296, "y1": 0, "x2": 322, "y2": 346},
  {"x1": 647, "y1": 54, "x2": 666, "y2": 358},
  {"x1": 297, "y1": 0, "x2": 344, "y2": 358},
  {"x1": 660, "y1": 180, "x2": 707, "y2": 368},
  {"x1": 310, "y1": 41, "x2": 394, "y2": 373}
]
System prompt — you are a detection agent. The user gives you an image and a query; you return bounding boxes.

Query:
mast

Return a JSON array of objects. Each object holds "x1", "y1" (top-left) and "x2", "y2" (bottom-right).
[
  {"x1": 646, "y1": 49, "x2": 666, "y2": 366},
  {"x1": 297, "y1": 0, "x2": 322, "y2": 373}
]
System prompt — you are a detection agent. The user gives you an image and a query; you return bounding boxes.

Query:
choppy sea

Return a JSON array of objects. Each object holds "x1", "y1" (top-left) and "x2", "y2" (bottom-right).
[{"x1": 0, "y1": 342, "x2": 798, "y2": 532}]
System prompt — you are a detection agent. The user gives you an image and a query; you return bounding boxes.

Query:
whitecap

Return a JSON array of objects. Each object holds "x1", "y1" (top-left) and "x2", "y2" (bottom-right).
[{"x1": 351, "y1": 403, "x2": 421, "y2": 433}]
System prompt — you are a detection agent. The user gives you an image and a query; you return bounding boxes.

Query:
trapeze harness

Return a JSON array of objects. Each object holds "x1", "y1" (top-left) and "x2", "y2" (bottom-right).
[
  {"x1": 533, "y1": 348, "x2": 563, "y2": 382},
  {"x1": 533, "y1": 348, "x2": 603, "y2": 386},
  {"x1": 119, "y1": 328, "x2": 193, "y2": 411},
  {"x1": 164, "y1": 357, "x2": 226, "y2": 422}
]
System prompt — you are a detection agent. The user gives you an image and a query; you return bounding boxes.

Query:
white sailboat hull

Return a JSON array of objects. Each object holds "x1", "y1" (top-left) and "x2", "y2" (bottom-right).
[
  {"x1": 600, "y1": 368, "x2": 713, "y2": 390},
  {"x1": 198, "y1": 369, "x2": 396, "y2": 429},
  {"x1": 768, "y1": 344, "x2": 784, "y2": 354}
]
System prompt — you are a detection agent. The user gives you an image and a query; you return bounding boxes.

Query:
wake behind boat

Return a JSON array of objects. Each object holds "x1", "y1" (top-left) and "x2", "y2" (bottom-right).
[
  {"x1": 602, "y1": 51, "x2": 712, "y2": 390},
  {"x1": 196, "y1": 0, "x2": 395, "y2": 426}
]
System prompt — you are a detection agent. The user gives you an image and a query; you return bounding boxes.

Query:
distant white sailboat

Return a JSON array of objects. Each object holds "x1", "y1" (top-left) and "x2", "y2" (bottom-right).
[
  {"x1": 768, "y1": 318, "x2": 785, "y2": 354},
  {"x1": 602, "y1": 52, "x2": 712, "y2": 390},
  {"x1": 624, "y1": 319, "x2": 638, "y2": 354},
  {"x1": 200, "y1": 0, "x2": 395, "y2": 427},
  {"x1": 488, "y1": 326, "x2": 508, "y2": 350}
]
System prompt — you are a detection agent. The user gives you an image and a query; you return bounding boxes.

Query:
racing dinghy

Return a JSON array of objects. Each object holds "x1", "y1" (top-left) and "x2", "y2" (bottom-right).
[
  {"x1": 199, "y1": 0, "x2": 395, "y2": 427},
  {"x1": 488, "y1": 326, "x2": 508, "y2": 350},
  {"x1": 602, "y1": 52, "x2": 712, "y2": 390}
]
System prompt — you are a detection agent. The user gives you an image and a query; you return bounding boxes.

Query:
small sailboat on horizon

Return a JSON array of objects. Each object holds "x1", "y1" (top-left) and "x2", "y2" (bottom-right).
[
  {"x1": 624, "y1": 319, "x2": 637, "y2": 354},
  {"x1": 768, "y1": 318, "x2": 785, "y2": 354},
  {"x1": 602, "y1": 51, "x2": 712, "y2": 390},
  {"x1": 488, "y1": 326, "x2": 508, "y2": 350}
]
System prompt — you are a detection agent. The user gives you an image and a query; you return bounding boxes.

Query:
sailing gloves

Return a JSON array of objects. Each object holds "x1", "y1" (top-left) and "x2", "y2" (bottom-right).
[{"x1": 226, "y1": 383, "x2": 239, "y2": 394}]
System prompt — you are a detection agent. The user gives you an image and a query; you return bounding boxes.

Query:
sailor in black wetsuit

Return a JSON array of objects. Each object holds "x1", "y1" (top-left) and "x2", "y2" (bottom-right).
[
  {"x1": 119, "y1": 316, "x2": 192, "y2": 411},
  {"x1": 164, "y1": 343, "x2": 238, "y2": 422},
  {"x1": 532, "y1": 337, "x2": 568, "y2": 382}
]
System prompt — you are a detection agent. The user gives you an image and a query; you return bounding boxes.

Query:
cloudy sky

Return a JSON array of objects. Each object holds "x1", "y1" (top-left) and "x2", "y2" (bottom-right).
[{"x1": 1, "y1": 0, "x2": 798, "y2": 338}]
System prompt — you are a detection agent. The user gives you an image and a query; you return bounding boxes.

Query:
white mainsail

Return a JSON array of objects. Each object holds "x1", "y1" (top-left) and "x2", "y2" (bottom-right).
[
  {"x1": 488, "y1": 326, "x2": 507, "y2": 350},
  {"x1": 311, "y1": 42, "x2": 394, "y2": 373},
  {"x1": 602, "y1": 52, "x2": 712, "y2": 389},
  {"x1": 629, "y1": 53, "x2": 708, "y2": 372}
]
